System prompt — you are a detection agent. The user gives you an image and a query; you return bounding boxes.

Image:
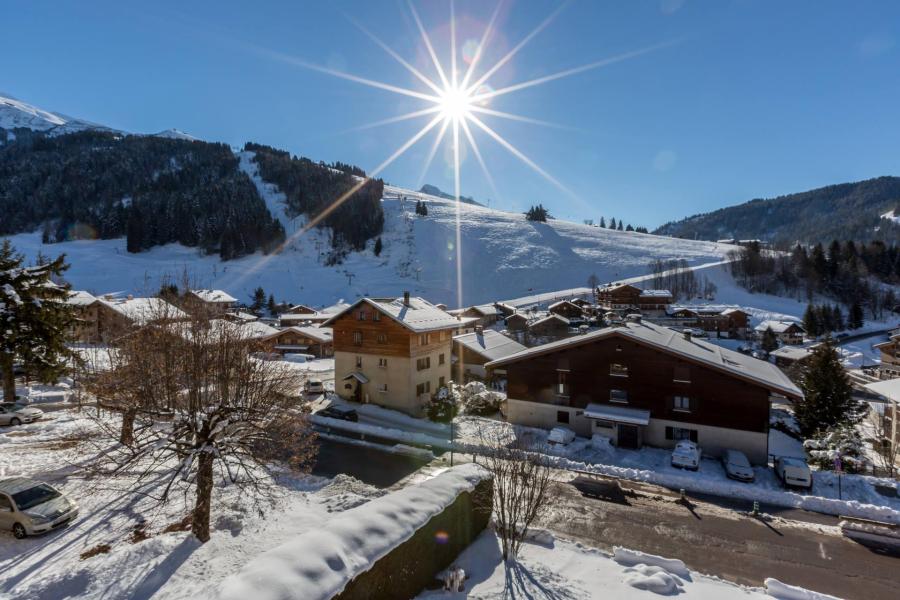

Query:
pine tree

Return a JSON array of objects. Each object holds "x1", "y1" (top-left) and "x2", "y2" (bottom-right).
[
  {"x1": 795, "y1": 338, "x2": 863, "y2": 437},
  {"x1": 0, "y1": 241, "x2": 75, "y2": 401},
  {"x1": 617, "y1": 221, "x2": 624, "y2": 231},
  {"x1": 599, "y1": 217, "x2": 606, "y2": 228},
  {"x1": 250, "y1": 287, "x2": 266, "y2": 313},
  {"x1": 832, "y1": 304, "x2": 845, "y2": 331},
  {"x1": 625, "y1": 224, "x2": 634, "y2": 232},
  {"x1": 373, "y1": 236, "x2": 383, "y2": 257},
  {"x1": 761, "y1": 327, "x2": 779, "y2": 353},
  {"x1": 803, "y1": 304, "x2": 819, "y2": 337},
  {"x1": 609, "y1": 218, "x2": 617, "y2": 230},
  {"x1": 524, "y1": 205, "x2": 550, "y2": 222},
  {"x1": 849, "y1": 301, "x2": 864, "y2": 329},
  {"x1": 267, "y1": 294, "x2": 276, "y2": 315}
]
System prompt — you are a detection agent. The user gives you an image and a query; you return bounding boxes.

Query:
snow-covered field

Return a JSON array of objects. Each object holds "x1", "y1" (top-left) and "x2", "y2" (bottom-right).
[
  {"x1": 4, "y1": 180, "x2": 733, "y2": 308},
  {"x1": 0, "y1": 409, "x2": 384, "y2": 600}
]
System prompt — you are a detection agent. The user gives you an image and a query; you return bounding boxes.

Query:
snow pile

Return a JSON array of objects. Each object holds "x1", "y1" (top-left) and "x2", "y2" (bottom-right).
[
  {"x1": 622, "y1": 564, "x2": 685, "y2": 595},
  {"x1": 220, "y1": 463, "x2": 489, "y2": 600},
  {"x1": 613, "y1": 547, "x2": 690, "y2": 578},
  {"x1": 765, "y1": 578, "x2": 842, "y2": 600}
]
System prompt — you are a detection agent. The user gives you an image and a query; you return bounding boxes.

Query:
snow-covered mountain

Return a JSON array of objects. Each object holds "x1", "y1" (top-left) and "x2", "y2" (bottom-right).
[{"x1": 0, "y1": 92, "x2": 114, "y2": 136}]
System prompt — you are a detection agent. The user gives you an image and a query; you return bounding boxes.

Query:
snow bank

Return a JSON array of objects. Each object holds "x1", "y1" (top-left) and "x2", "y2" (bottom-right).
[
  {"x1": 220, "y1": 464, "x2": 489, "y2": 600},
  {"x1": 613, "y1": 547, "x2": 690, "y2": 578},
  {"x1": 765, "y1": 578, "x2": 841, "y2": 600},
  {"x1": 623, "y1": 564, "x2": 685, "y2": 595}
]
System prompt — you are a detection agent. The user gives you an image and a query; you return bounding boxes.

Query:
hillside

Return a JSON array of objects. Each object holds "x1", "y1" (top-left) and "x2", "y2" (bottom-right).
[
  {"x1": 418, "y1": 184, "x2": 482, "y2": 206},
  {"x1": 655, "y1": 176, "x2": 900, "y2": 244},
  {"x1": 5, "y1": 185, "x2": 732, "y2": 308}
]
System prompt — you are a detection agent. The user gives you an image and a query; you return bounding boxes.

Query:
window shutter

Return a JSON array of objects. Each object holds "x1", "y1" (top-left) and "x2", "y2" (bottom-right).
[{"x1": 665, "y1": 426, "x2": 673, "y2": 440}]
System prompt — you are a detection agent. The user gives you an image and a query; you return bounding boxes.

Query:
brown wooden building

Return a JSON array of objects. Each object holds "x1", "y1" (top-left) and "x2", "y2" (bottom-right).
[
  {"x1": 487, "y1": 320, "x2": 802, "y2": 464},
  {"x1": 527, "y1": 314, "x2": 571, "y2": 339},
  {"x1": 875, "y1": 331, "x2": 900, "y2": 379},
  {"x1": 453, "y1": 328, "x2": 526, "y2": 381},
  {"x1": 263, "y1": 326, "x2": 334, "y2": 358},
  {"x1": 596, "y1": 284, "x2": 672, "y2": 314},
  {"x1": 505, "y1": 313, "x2": 528, "y2": 332},
  {"x1": 548, "y1": 300, "x2": 584, "y2": 320},
  {"x1": 66, "y1": 293, "x2": 189, "y2": 343},
  {"x1": 323, "y1": 293, "x2": 460, "y2": 416},
  {"x1": 183, "y1": 289, "x2": 237, "y2": 316}
]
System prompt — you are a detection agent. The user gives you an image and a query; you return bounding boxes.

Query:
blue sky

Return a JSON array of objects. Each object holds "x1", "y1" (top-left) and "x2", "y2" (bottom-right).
[{"x1": 3, "y1": 1, "x2": 899, "y2": 228}]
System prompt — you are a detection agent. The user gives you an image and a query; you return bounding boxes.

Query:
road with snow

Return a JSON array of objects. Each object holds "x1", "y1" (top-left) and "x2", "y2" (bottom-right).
[{"x1": 543, "y1": 473, "x2": 899, "y2": 600}]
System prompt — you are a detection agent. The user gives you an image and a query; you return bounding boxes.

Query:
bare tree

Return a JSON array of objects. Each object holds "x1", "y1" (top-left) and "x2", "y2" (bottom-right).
[
  {"x1": 86, "y1": 310, "x2": 317, "y2": 542},
  {"x1": 476, "y1": 426, "x2": 554, "y2": 561}
]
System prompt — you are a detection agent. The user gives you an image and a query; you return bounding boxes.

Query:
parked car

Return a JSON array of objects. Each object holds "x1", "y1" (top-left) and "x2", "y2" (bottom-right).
[
  {"x1": 670, "y1": 440, "x2": 702, "y2": 471},
  {"x1": 305, "y1": 378, "x2": 325, "y2": 395},
  {"x1": 283, "y1": 353, "x2": 316, "y2": 364},
  {"x1": 548, "y1": 426, "x2": 576, "y2": 446},
  {"x1": 317, "y1": 405, "x2": 359, "y2": 422},
  {"x1": 0, "y1": 478, "x2": 79, "y2": 539},
  {"x1": 721, "y1": 449, "x2": 755, "y2": 482},
  {"x1": 0, "y1": 403, "x2": 43, "y2": 426},
  {"x1": 774, "y1": 456, "x2": 813, "y2": 490}
]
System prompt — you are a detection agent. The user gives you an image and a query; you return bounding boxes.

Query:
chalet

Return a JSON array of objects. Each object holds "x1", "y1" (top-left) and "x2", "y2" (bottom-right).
[
  {"x1": 323, "y1": 293, "x2": 460, "y2": 416},
  {"x1": 222, "y1": 311, "x2": 259, "y2": 324},
  {"x1": 495, "y1": 302, "x2": 517, "y2": 317},
  {"x1": 596, "y1": 284, "x2": 672, "y2": 314},
  {"x1": 505, "y1": 313, "x2": 529, "y2": 332},
  {"x1": 770, "y1": 344, "x2": 816, "y2": 368},
  {"x1": 755, "y1": 320, "x2": 805, "y2": 345},
  {"x1": 184, "y1": 289, "x2": 237, "y2": 316},
  {"x1": 548, "y1": 300, "x2": 584, "y2": 320},
  {"x1": 455, "y1": 304, "x2": 501, "y2": 327},
  {"x1": 697, "y1": 307, "x2": 750, "y2": 338},
  {"x1": 486, "y1": 319, "x2": 802, "y2": 464},
  {"x1": 283, "y1": 304, "x2": 317, "y2": 315},
  {"x1": 453, "y1": 328, "x2": 526, "y2": 381},
  {"x1": 279, "y1": 302, "x2": 350, "y2": 327},
  {"x1": 874, "y1": 331, "x2": 900, "y2": 379},
  {"x1": 81, "y1": 296, "x2": 189, "y2": 342},
  {"x1": 66, "y1": 291, "x2": 102, "y2": 342},
  {"x1": 864, "y1": 379, "x2": 900, "y2": 459},
  {"x1": 263, "y1": 326, "x2": 334, "y2": 358},
  {"x1": 527, "y1": 314, "x2": 571, "y2": 339}
]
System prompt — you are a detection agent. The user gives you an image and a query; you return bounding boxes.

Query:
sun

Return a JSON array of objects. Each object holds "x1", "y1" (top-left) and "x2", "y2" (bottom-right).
[{"x1": 437, "y1": 84, "x2": 474, "y2": 121}]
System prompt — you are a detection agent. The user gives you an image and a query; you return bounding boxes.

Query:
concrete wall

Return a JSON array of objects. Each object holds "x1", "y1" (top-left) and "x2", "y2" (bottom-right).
[
  {"x1": 335, "y1": 477, "x2": 493, "y2": 600},
  {"x1": 506, "y1": 398, "x2": 593, "y2": 437}
]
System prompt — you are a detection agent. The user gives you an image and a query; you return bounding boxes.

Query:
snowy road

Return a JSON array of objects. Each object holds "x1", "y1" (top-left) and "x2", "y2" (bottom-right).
[{"x1": 542, "y1": 474, "x2": 899, "y2": 600}]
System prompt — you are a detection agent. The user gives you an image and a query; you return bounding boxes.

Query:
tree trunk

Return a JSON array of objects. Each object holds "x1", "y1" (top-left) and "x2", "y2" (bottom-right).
[
  {"x1": 119, "y1": 408, "x2": 136, "y2": 446},
  {"x1": 192, "y1": 450, "x2": 214, "y2": 543},
  {"x1": 1, "y1": 353, "x2": 15, "y2": 402}
]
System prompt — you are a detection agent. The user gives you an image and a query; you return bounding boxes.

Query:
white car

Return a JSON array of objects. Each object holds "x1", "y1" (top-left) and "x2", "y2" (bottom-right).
[
  {"x1": 0, "y1": 403, "x2": 43, "y2": 426},
  {"x1": 305, "y1": 378, "x2": 325, "y2": 395},
  {"x1": 721, "y1": 449, "x2": 755, "y2": 482},
  {"x1": 670, "y1": 440, "x2": 702, "y2": 471},
  {"x1": 283, "y1": 353, "x2": 316, "y2": 364},
  {"x1": 0, "y1": 478, "x2": 79, "y2": 539},
  {"x1": 548, "y1": 426, "x2": 576, "y2": 446},
  {"x1": 774, "y1": 456, "x2": 813, "y2": 490}
]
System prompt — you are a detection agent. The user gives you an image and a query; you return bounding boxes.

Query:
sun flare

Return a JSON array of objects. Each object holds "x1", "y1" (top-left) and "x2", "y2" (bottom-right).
[{"x1": 437, "y1": 84, "x2": 474, "y2": 121}]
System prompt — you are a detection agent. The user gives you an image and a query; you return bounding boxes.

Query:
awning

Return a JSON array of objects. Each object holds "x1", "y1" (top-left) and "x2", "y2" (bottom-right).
[
  {"x1": 583, "y1": 403, "x2": 650, "y2": 426},
  {"x1": 274, "y1": 344, "x2": 310, "y2": 351},
  {"x1": 342, "y1": 372, "x2": 370, "y2": 384}
]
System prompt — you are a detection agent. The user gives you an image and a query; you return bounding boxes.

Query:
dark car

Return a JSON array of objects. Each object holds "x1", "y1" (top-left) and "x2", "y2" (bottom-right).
[{"x1": 318, "y1": 406, "x2": 359, "y2": 422}]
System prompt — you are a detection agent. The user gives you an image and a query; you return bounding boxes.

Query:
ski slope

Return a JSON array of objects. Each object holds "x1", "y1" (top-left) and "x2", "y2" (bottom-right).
[{"x1": 5, "y1": 181, "x2": 735, "y2": 308}]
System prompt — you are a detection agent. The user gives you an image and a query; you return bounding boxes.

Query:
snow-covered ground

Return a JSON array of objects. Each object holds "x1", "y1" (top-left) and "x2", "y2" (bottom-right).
[
  {"x1": 4, "y1": 182, "x2": 734, "y2": 309},
  {"x1": 0, "y1": 409, "x2": 385, "y2": 600},
  {"x1": 417, "y1": 531, "x2": 838, "y2": 600}
]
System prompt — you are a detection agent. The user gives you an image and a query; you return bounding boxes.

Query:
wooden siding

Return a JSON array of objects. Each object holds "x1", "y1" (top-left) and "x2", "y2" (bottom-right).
[
  {"x1": 331, "y1": 308, "x2": 455, "y2": 358},
  {"x1": 502, "y1": 333, "x2": 771, "y2": 433}
]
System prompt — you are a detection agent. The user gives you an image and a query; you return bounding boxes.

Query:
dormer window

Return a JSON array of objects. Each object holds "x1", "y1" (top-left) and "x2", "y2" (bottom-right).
[{"x1": 609, "y1": 363, "x2": 628, "y2": 377}]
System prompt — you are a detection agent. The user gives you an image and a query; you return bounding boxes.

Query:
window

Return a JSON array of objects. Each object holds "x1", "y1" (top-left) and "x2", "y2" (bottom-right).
[
  {"x1": 556, "y1": 410, "x2": 570, "y2": 424},
  {"x1": 594, "y1": 420, "x2": 615, "y2": 430},
  {"x1": 416, "y1": 381, "x2": 431, "y2": 396},
  {"x1": 673, "y1": 366, "x2": 690, "y2": 383},
  {"x1": 378, "y1": 358, "x2": 388, "y2": 368},
  {"x1": 373, "y1": 312, "x2": 381, "y2": 321},
  {"x1": 378, "y1": 383, "x2": 388, "y2": 392},
  {"x1": 0, "y1": 495, "x2": 11, "y2": 511},
  {"x1": 665, "y1": 426, "x2": 698, "y2": 442},
  {"x1": 439, "y1": 376, "x2": 445, "y2": 388},
  {"x1": 377, "y1": 333, "x2": 387, "y2": 343},
  {"x1": 610, "y1": 389, "x2": 628, "y2": 403},
  {"x1": 673, "y1": 396, "x2": 691, "y2": 412},
  {"x1": 557, "y1": 371, "x2": 570, "y2": 396},
  {"x1": 416, "y1": 356, "x2": 431, "y2": 371},
  {"x1": 609, "y1": 363, "x2": 628, "y2": 377},
  {"x1": 357, "y1": 310, "x2": 367, "y2": 321},
  {"x1": 352, "y1": 331, "x2": 362, "y2": 345},
  {"x1": 419, "y1": 333, "x2": 431, "y2": 346},
  {"x1": 438, "y1": 353, "x2": 445, "y2": 365}
]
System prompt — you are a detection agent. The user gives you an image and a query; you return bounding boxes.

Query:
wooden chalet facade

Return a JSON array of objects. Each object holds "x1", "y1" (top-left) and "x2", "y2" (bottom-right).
[
  {"x1": 875, "y1": 331, "x2": 900, "y2": 379},
  {"x1": 66, "y1": 293, "x2": 188, "y2": 343},
  {"x1": 183, "y1": 289, "x2": 237, "y2": 316},
  {"x1": 453, "y1": 328, "x2": 526, "y2": 381},
  {"x1": 487, "y1": 320, "x2": 802, "y2": 464},
  {"x1": 505, "y1": 313, "x2": 528, "y2": 332},
  {"x1": 596, "y1": 284, "x2": 672, "y2": 315},
  {"x1": 263, "y1": 326, "x2": 334, "y2": 358},
  {"x1": 755, "y1": 321, "x2": 805, "y2": 345},
  {"x1": 527, "y1": 314, "x2": 571, "y2": 339},
  {"x1": 323, "y1": 293, "x2": 459, "y2": 416},
  {"x1": 548, "y1": 300, "x2": 584, "y2": 320}
]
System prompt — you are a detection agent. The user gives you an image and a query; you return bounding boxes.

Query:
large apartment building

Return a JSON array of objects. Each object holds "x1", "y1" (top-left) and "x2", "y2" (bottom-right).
[
  {"x1": 486, "y1": 318, "x2": 802, "y2": 464},
  {"x1": 324, "y1": 293, "x2": 471, "y2": 416}
]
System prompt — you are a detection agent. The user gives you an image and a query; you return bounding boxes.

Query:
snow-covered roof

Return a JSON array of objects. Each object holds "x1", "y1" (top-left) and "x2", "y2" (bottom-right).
[
  {"x1": 239, "y1": 321, "x2": 280, "y2": 339},
  {"x1": 322, "y1": 296, "x2": 464, "y2": 333},
  {"x1": 467, "y1": 303, "x2": 500, "y2": 316},
  {"x1": 548, "y1": 300, "x2": 581, "y2": 310},
  {"x1": 598, "y1": 283, "x2": 639, "y2": 293},
  {"x1": 865, "y1": 378, "x2": 900, "y2": 402},
  {"x1": 454, "y1": 330, "x2": 526, "y2": 362},
  {"x1": 100, "y1": 297, "x2": 188, "y2": 325},
  {"x1": 530, "y1": 313, "x2": 570, "y2": 328},
  {"x1": 66, "y1": 290, "x2": 98, "y2": 306},
  {"x1": 755, "y1": 320, "x2": 804, "y2": 334},
  {"x1": 226, "y1": 311, "x2": 258, "y2": 323},
  {"x1": 220, "y1": 464, "x2": 489, "y2": 600},
  {"x1": 190, "y1": 289, "x2": 237, "y2": 304},
  {"x1": 770, "y1": 345, "x2": 816, "y2": 361},
  {"x1": 487, "y1": 320, "x2": 802, "y2": 398},
  {"x1": 267, "y1": 326, "x2": 333, "y2": 343},
  {"x1": 638, "y1": 289, "x2": 672, "y2": 298}
]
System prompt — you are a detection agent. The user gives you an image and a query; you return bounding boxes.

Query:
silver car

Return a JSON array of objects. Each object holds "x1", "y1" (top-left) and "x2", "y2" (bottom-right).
[
  {"x1": 0, "y1": 478, "x2": 79, "y2": 539},
  {"x1": 0, "y1": 403, "x2": 44, "y2": 426},
  {"x1": 721, "y1": 449, "x2": 755, "y2": 482}
]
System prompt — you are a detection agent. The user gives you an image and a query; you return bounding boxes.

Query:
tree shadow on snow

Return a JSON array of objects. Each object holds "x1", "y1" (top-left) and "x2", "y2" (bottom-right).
[{"x1": 126, "y1": 536, "x2": 201, "y2": 600}]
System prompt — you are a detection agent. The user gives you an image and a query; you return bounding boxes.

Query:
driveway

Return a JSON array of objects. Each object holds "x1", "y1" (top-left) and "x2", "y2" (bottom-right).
[{"x1": 542, "y1": 473, "x2": 899, "y2": 600}]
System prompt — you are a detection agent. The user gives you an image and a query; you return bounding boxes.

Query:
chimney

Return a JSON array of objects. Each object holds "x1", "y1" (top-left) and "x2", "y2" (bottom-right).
[
  {"x1": 475, "y1": 325, "x2": 484, "y2": 335},
  {"x1": 403, "y1": 291, "x2": 410, "y2": 306},
  {"x1": 683, "y1": 329, "x2": 692, "y2": 341}
]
